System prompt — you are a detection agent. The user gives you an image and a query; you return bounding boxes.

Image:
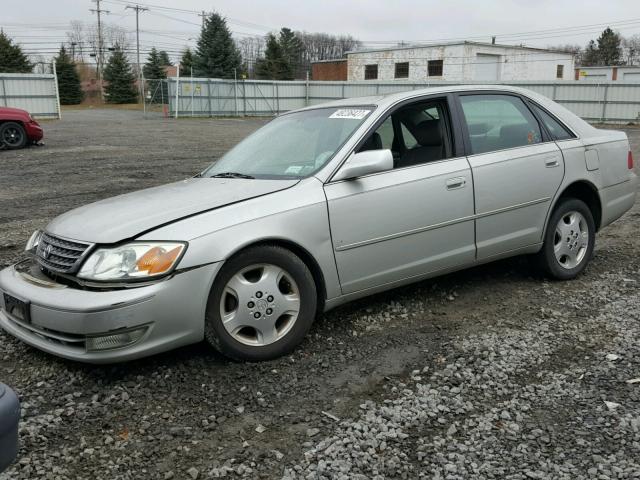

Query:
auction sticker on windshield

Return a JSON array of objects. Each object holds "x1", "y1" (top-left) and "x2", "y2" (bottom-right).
[{"x1": 329, "y1": 109, "x2": 371, "y2": 120}]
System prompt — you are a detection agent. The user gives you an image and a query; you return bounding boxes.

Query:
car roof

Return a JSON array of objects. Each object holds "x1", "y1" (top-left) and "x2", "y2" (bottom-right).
[{"x1": 295, "y1": 84, "x2": 535, "y2": 111}]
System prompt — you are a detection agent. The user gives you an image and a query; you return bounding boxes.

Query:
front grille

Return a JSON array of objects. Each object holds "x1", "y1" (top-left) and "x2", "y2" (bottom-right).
[{"x1": 35, "y1": 233, "x2": 91, "y2": 274}]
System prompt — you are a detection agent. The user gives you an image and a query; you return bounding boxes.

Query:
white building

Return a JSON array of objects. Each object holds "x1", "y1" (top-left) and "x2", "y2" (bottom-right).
[
  {"x1": 347, "y1": 41, "x2": 575, "y2": 82},
  {"x1": 575, "y1": 66, "x2": 640, "y2": 82}
]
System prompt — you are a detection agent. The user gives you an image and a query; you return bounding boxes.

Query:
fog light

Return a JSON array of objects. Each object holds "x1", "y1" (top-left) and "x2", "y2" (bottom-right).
[{"x1": 85, "y1": 326, "x2": 148, "y2": 352}]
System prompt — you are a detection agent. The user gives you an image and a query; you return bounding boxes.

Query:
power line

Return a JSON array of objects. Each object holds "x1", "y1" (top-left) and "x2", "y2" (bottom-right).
[{"x1": 100, "y1": 0, "x2": 275, "y2": 31}]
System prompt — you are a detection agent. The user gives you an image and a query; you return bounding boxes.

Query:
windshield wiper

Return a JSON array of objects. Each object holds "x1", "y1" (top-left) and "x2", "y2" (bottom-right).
[{"x1": 210, "y1": 172, "x2": 255, "y2": 179}]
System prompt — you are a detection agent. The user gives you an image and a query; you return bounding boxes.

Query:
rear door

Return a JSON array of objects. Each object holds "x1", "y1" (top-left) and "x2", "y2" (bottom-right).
[{"x1": 455, "y1": 93, "x2": 565, "y2": 259}]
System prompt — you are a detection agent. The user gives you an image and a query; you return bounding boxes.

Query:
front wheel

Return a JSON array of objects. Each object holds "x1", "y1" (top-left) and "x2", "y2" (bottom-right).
[
  {"x1": 535, "y1": 198, "x2": 595, "y2": 280},
  {"x1": 0, "y1": 122, "x2": 28, "y2": 150},
  {"x1": 204, "y1": 245, "x2": 317, "y2": 361}
]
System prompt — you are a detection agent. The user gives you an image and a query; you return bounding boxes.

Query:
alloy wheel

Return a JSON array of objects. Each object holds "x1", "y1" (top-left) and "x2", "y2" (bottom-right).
[
  {"x1": 553, "y1": 211, "x2": 589, "y2": 269},
  {"x1": 219, "y1": 263, "x2": 301, "y2": 346}
]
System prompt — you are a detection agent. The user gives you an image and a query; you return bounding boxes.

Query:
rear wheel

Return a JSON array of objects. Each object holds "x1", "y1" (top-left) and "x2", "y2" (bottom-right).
[
  {"x1": 535, "y1": 198, "x2": 595, "y2": 280},
  {"x1": 205, "y1": 245, "x2": 317, "y2": 361},
  {"x1": 0, "y1": 122, "x2": 27, "y2": 149}
]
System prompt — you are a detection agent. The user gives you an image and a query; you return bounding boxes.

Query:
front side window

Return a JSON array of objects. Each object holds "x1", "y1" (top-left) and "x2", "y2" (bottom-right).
[
  {"x1": 530, "y1": 103, "x2": 574, "y2": 140},
  {"x1": 203, "y1": 107, "x2": 372, "y2": 179},
  {"x1": 395, "y1": 62, "x2": 409, "y2": 79},
  {"x1": 459, "y1": 94, "x2": 542, "y2": 155},
  {"x1": 365, "y1": 64, "x2": 378, "y2": 80},
  {"x1": 358, "y1": 99, "x2": 453, "y2": 169},
  {"x1": 428, "y1": 60, "x2": 443, "y2": 77}
]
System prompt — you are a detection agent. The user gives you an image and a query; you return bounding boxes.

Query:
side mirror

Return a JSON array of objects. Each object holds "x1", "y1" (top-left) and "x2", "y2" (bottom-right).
[{"x1": 333, "y1": 149, "x2": 393, "y2": 181}]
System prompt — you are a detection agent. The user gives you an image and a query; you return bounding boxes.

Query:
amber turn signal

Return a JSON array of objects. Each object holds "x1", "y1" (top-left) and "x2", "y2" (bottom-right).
[{"x1": 136, "y1": 246, "x2": 183, "y2": 274}]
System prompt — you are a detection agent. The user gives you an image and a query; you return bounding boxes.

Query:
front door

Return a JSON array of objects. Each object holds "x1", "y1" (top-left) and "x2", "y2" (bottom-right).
[{"x1": 324, "y1": 98, "x2": 476, "y2": 294}]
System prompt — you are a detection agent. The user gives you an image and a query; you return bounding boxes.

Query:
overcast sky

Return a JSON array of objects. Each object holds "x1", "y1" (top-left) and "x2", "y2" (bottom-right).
[{"x1": 3, "y1": 0, "x2": 639, "y2": 62}]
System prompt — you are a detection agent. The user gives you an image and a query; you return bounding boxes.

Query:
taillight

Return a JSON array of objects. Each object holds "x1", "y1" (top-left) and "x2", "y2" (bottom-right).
[{"x1": 629, "y1": 151, "x2": 634, "y2": 170}]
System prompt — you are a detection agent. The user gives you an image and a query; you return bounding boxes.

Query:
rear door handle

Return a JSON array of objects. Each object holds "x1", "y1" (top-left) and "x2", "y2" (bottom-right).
[
  {"x1": 446, "y1": 176, "x2": 466, "y2": 190},
  {"x1": 545, "y1": 157, "x2": 560, "y2": 168}
]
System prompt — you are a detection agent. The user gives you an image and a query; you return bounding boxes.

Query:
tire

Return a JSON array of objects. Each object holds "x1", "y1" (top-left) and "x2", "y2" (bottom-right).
[
  {"x1": 0, "y1": 122, "x2": 28, "y2": 150},
  {"x1": 204, "y1": 245, "x2": 317, "y2": 361},
  {"x1": 535, "y1": 197, "x2": 595, "y2": 280}
]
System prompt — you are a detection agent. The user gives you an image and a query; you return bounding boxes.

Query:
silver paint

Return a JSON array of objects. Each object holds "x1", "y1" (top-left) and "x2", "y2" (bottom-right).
[{"x1": 0, "y1": 85, "x2": 637, "y2": 362}]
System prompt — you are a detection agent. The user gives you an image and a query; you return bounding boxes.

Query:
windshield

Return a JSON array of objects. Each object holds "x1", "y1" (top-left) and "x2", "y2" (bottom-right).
[{"x1": 202, "y1": 107, "x2": 373, "y2": 179}]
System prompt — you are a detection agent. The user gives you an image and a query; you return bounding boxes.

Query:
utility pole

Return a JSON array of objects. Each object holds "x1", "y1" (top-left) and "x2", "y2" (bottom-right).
[
  {"x1": 125, "y1": 4, "x2": 148, "y2": 107},
  {"x1": 90, "y1": 0, "x2": 109, "y2": 101},
  {"x1": 198, "y1": 10, "x2": 207, "y2": 29}
]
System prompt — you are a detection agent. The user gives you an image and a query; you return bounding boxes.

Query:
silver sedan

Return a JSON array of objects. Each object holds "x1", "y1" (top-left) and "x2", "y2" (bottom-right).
[{"x1": 0, "y1": 85, "x2": 637, "y2": 363}]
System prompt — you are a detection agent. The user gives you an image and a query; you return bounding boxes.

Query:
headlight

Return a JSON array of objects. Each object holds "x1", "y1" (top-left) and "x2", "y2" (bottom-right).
[
  {"x1": 25, "y1": 230, "x2": 43, "y2": 252},
  {"x1": 77, "y1": 242, "x2": 186, "y2": 281}
]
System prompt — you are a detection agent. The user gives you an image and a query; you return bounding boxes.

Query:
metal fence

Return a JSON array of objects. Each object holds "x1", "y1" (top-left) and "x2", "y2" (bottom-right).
[
  {"x1": 167, "y1": 78, "x2": 640, "y2": 124},
  {"x1": 0, "y1": 73, "x2": 60, "y2": 119}
]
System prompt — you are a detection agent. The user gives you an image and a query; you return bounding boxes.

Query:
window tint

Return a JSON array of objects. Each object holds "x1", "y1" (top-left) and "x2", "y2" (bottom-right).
[
  {"x1": 395, "y1": 62, "x2": 409, "y2": 79},
  {"x1": 365, "y1": 64, "x2": 378, "y2": 80},
  {"x1": 428, "y1": 60, "x2": 443, "y2": 77},
  {"x1": 459, "y1": 94, "x2": 542, "y2": 155},
  {"x1": 530, "y1": 103, "x2": 574, "y2": 140}
]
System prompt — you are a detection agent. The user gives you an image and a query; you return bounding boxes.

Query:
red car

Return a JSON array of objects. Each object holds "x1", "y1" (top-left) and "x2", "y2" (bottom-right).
[{"x1": 0, "y1": 107, "x2": 44, "y2": 149}]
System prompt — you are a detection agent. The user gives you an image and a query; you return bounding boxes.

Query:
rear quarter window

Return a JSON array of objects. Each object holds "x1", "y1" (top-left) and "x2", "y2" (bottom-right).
[{"x1": 530, "y1": 103, "x2": 575, "y2": 141}]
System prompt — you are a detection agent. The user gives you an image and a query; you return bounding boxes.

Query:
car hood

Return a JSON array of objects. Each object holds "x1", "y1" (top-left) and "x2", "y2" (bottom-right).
[{"x1": 46, "y1": 178, "x2": 299, "y2": 243}]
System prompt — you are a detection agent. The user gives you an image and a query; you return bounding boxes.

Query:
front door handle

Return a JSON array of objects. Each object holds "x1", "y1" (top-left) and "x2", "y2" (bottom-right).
[{"x1": 446, "y1": 176, "x2": 466, "y2": 190}]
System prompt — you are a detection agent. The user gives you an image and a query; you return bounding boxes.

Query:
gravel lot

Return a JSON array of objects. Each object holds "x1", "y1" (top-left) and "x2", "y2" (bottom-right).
[{"x1": 1, "y1": 109, "x2": 639, "y2": 480}]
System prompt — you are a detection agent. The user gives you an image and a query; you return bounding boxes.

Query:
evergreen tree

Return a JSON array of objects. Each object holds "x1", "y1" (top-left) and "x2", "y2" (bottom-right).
[
  {"x1": 179, "y1": 48, "x2": 194, "y2": 76},
  {"x1": 278, "y1": 28, "x2": 302, "y2": 79},
  {"x1": 0, "y1": 30, "x2": 32, "y2": 73},
  {"x1": 582, "y1": 40, "x2": 599, "y2": 66},
  {"x1": 158, "y1": 50, "x2": 172, "y2": 66},
  {"x1": 55, "y1": 46, "x2": 83, "y2": 104},
  {"x1": 143, "y1": 48, "x2": 167, "y2": 103},
  {"x1": 103, "y1": 44, "x2": 137, "y2": 103},
  {"x1": 193, "y1": 12, "x2": 242, "y2": 78},
  {"x1": 255, "y1": 34, "x2": 290, "y2": 80},
  {"x1": 597, "y1": 27, "x2": 622, "y2": 66},
  {"x1": 143, "y1": 47, "x2": 166, "y2": 79}
]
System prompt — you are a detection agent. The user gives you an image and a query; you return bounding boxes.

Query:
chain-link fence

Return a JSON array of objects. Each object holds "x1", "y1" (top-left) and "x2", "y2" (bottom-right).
[
  {"x1": 141, "y1": 78, "x2": 170, "y2": 118},
  {"x1": 165, "y1": 77, "x2": 640, "y2": 124}
]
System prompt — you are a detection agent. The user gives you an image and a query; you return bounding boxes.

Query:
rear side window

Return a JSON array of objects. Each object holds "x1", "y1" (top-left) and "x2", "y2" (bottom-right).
[
  {"x1": 530, "y1": 103, "x2": 574, "y2": 141},
  {"x1": 459, "y1": 94, "x2": 542, "y2": 155}
]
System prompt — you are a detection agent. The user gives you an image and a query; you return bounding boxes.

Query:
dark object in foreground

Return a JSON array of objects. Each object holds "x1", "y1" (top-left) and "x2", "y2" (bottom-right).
[{"x1": 0, "y1": 382, "x2": 19, "y2": 472}]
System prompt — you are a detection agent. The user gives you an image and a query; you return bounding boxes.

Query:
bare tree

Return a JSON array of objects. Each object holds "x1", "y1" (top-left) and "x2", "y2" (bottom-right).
[
  {"x1": 66, "y1": 21, "x2": 85, "y2": 62},
  {"x1": 31, "y1": 56, "x2": 50, "y2": 74},
  {"x1": 236, "y1": 36, "x2": 265, "y2": 77},
  {"x1": 85, "y1": 22, "x2": 132, "y2": 68},
  {"x1": 294, "y1": 32, "x2": 361, "y2": 74},
  {"x1": 622, "y1": 34, "x2": 640, "y2": 65}
]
